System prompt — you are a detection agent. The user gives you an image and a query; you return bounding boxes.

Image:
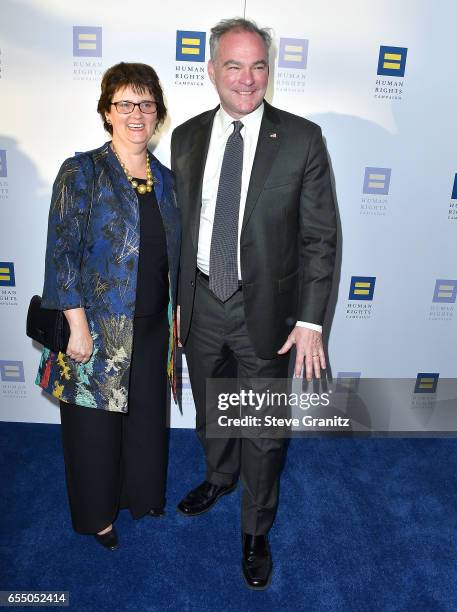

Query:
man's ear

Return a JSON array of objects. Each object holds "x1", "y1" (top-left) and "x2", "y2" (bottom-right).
[{"x1": 207, "y1": 60, "x2": 216, "y2": 85}]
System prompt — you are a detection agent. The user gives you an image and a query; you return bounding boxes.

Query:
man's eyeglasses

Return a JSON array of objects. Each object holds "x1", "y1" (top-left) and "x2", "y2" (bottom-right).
[{"x1": 110, "y1": 100, "x2": 157, "y2": 114}]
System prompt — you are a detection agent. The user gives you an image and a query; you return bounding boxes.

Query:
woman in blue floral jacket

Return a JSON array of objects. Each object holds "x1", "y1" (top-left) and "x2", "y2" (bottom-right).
[{"x1": 36, "y1": 63, "x2": 180, "y2": 550}]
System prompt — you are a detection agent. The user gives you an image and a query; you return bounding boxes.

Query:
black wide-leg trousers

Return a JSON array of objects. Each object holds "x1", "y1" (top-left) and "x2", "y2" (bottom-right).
[
  {"x1": 185, "y1": 274, "x2": 290, "y2": 536},
  {"x1": 59, "y1": 311, "x2": 169, "y2": 534}
]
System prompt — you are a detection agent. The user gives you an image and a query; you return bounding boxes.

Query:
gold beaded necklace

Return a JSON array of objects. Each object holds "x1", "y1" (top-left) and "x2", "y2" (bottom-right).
[{"x1": 112, "y1": 146, "x2": 157, "y2": 195}]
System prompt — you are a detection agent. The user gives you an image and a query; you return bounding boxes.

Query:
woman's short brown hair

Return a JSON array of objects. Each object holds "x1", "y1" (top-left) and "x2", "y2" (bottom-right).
[{"x1": 97, "y1": 62, "x2": 167, "y2": 135}]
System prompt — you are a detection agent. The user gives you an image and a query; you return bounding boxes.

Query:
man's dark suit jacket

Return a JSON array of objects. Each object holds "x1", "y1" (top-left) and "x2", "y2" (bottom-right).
[{"x1": 171, "y1": 100, "x2": 337, "y2": 360}]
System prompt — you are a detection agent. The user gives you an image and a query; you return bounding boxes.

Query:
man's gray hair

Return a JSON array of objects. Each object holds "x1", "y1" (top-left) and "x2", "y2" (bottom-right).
[{"x1": 209, "y1": 18, "x2": 272, "y2": 62}]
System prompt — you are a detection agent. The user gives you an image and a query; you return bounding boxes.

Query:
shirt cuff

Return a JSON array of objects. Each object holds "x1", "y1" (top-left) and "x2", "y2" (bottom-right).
[{"x1": 295, "y1": 320, "x2": 322, "y2": 333}]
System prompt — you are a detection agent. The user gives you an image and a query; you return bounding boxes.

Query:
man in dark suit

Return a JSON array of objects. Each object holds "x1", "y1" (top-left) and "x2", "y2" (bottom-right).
[{"x1": 171, "y1": 18, "x2": 336, "y2": 589}]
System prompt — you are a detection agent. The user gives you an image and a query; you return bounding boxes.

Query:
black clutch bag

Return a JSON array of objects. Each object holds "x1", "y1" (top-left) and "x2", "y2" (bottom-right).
[{"x1": 26, "y1": 295, "x2": 70, "y2": 353}]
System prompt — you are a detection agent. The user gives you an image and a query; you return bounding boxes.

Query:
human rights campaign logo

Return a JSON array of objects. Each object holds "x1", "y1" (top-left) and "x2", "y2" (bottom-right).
[
  {"x1": 349, "y1": 277, "x2": 376, "y2": 301},
  {"x1": 414, "y1": 373, "x2": 439, "y2": 394},
  {"x1": 0, "y1": 262, "x2": 15, "y2": 287},
  {"x1": 178, "y1": 360, "x2": 192, "y2": 390},
  {"x1": 0, "y1": 150, "x2": 7, "y2": 178},
  {"x1": 176, "y1": 31, "x2": 206, "y2": 62},
  {"x1": 451, "y1": 175, "x2": 457, "y2": 200},
  {"x1": 0, "y1": 360, "x2": 25, "y2": 383},
  {"x1": 363, "y1": 167, "x2": 391, "y2": 195},
  {"x1": 73, "y1": 26, "x2": 102, "y2": 57},
  {"x1": 377, "y1": 46, "x2": 407, "y2": 77},
  {"x1": 432, "y1": 279, "x2": 457, "y2": 304},
  {"x1": 336, "y1": 372, "x2": 361, "y2": 393},
  {"x1": 278, "y1": 38, "x2": 308, "y2": 69}
]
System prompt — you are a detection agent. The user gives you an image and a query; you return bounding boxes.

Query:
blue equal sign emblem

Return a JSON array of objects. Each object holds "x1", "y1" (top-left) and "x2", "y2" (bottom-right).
[
  {"x1": 451, "y1": 174, "x2": 457, "y2": 200},
  {"x1": 73, "y1": 26, "x2": 102, "y2": 57},
  {"x1": 0, "y1": 262, "x2": 15, "y2": 287},
  {"x1": 348, "y1": 276, "x2": 376, "y2": 301},
  {"x1": 414, "y1": 373, "x2": 439, "y2": 394},
  {"x1": 432, "y1": 279, "x2": 457, "y2": 304},
  {"x1": 363, "y1": 167, "x2": 391, "y2": 195},
  {"x1": 278, "y1": 38, "x2": 308, "y2": 69},
  {"x1": 377, "y1": 45, "x2": 408, "y2": 77},
  {"x1": 177, "y1": 359, "x2": 192, "y2": 390},
  {"x1": 0, "y1": 150, "x2": 7, "y2": 177},
  {"x1": 0, "y1": 360, "x2": 25, "y2": 383},
  {"x1": 336, "y1": 372, "x2": 361, "y2": 393},
  {"x1": 176, "y1": 31, "x2": 206, "y2": 62}
]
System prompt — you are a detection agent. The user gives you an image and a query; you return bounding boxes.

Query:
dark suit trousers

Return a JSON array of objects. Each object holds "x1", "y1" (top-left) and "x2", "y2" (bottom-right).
[
  {"x1": 185, "y1": 273, "x2": 290, "y2": 535},
  {"x1": 59, "y1": 312, "x2": 169, "y2": 534}
]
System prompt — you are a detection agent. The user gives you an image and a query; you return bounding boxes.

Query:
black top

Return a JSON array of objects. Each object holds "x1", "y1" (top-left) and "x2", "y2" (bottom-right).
[{"x1": 134, "y1": 181, "x2": 169, "y2": 317}]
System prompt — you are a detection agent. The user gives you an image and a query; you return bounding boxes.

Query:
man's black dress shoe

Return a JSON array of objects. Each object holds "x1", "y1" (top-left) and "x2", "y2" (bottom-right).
[
  {"x1": 94, "y1": 526, "x2": 118, "y2": 551},
  {"x1": 177, "y1": 480, "x2": 236, "y2": 516},
  {"x1": 242, "y1": 533, "x2": 272, "y2": 590},
  {"x1": 147, "y1": 508, "x2": 165, "y2": 518}
]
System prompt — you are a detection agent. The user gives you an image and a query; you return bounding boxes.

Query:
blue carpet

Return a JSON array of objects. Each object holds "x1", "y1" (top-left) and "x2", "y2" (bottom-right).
[{"x1": 1, "y1": 423, "x2": 457, "y2": 611}]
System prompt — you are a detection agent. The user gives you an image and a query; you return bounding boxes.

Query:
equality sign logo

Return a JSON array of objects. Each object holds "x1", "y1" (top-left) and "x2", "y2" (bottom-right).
[
  {"x1": 0, "y1": 360, "x2": 25, "y2": 383},
  {"x1": 414, "y1": 373, "x2": 439, "y2": 394},
  {"x1": 377, "y1": 45, "x2": 407, "y2": 77},
  {"x1": 176, "y1": 31, "x2": 206, "y2": 62},
  {"x1": 348, "y1": 277, "x2": 376, "y2": 301},
  {"x1": 73, "y1": 26, "x2": 102, "y2": 57},
  {"x1": 177, "y1": 359, "x2": 192, "y2": 390},
  {"x1": 0, "y1": 262, "x2": 15, "y2": 287},
  {"x1": 0, "y1": 150, "x2": 7, "y2": 177},
  {"x1": 336, "y1": 372, "x2": 361, "y2": 393},
  {"x1": 363, "y1": 167, "x2": 391, "y2": 196},
  {"x1": 432, "y1": 279, "x2": 457, "y2": 304},
  {"x1": 451, "y1": 175, "x2": 457, "y2": 200},
  {"x1": 278, "y1": 38, "x2": 308, "y2": 69}
]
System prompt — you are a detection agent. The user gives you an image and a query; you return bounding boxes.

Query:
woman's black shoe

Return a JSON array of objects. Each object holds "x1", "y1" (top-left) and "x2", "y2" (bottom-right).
[{"x1": 94, "y1": 526, "x2": 118, "y2": 550}]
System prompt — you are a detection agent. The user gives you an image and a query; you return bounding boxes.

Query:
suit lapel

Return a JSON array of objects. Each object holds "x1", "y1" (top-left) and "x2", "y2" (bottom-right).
[
  {"x1": 241, "y1": 101, "x2": 281, "y2": 233},
  {"x1": 184, "y1": 108, "x2": 218, "y2": 251}
]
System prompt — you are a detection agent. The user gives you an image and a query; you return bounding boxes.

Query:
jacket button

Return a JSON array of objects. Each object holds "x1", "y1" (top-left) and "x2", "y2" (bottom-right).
[{"x1": 191, "y1": 281, "x2": 195, "y2": 287}]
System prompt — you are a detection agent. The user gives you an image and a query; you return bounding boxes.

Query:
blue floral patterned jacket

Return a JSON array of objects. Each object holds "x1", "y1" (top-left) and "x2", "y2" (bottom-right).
[{"x1": 36, "y1": 142, "x2": 181, "y2": 412}]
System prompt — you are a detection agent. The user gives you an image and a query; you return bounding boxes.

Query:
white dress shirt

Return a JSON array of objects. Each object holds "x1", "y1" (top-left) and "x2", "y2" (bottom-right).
[{"x1": 197, "y1": 103, "x2": 321, "y2": 333}]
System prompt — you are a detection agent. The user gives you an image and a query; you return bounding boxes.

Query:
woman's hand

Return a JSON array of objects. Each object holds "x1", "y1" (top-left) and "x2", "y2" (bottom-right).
[
  {"x1": 64, "y1": 308, "x2": 94, "y2": 364},
  {"x1": 177, "y1": 305, "x2": 182, "y2": 347}
]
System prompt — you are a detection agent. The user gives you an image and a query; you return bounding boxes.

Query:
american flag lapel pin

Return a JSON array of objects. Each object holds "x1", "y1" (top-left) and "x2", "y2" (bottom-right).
[{"x1": 269, "y1": 131, "x2": 278, "y2": 139}]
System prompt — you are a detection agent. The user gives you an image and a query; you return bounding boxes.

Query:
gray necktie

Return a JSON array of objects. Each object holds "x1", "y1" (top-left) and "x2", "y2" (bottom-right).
[{"x1": 209, "y1": 120, "x2": 244, "y2": 302}]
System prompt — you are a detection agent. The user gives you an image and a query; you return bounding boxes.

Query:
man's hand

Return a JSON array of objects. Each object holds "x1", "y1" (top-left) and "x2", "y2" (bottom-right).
[
  {"x1": 277, "y1": 326, "x2": 326, "y2": 380},
  {"x1": 177, "y1": 305, "x2": 182, "y2": 347}
]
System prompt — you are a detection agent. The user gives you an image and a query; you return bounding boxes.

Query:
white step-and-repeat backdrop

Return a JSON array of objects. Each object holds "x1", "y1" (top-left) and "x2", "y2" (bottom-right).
[{"x1": 1, "y1": 0, "x2": 456, "y2": 425}]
